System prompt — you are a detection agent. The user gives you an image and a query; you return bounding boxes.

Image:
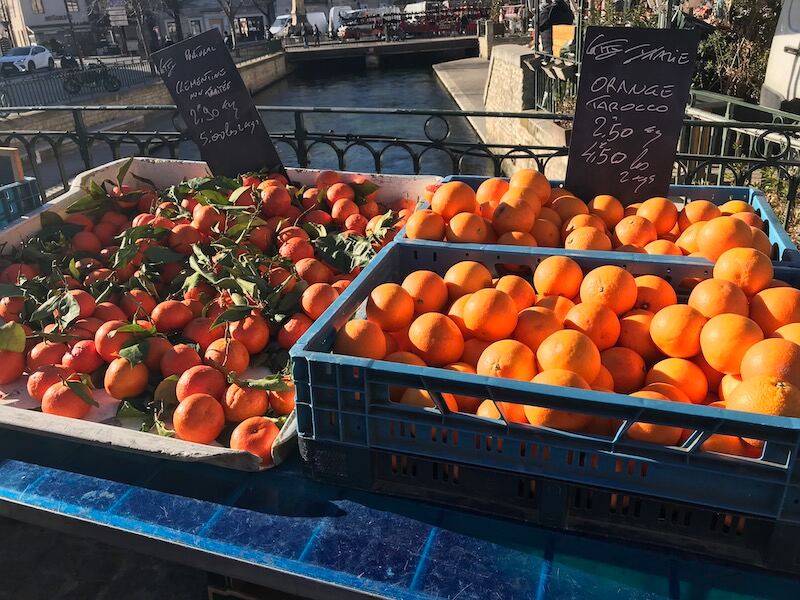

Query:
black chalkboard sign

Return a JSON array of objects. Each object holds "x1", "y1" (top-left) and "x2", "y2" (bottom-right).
[
  {"x1": 152, "y1": 29, "x2": 284, "y2": 177},
  {"x1": 564, "y1": 26, "x2": 700, "y2": 204}
]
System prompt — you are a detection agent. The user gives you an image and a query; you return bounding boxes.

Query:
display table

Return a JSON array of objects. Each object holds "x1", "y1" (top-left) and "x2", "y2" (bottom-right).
[{"x1": 0, "y1": 428, "x2": 797, "y2": 599}]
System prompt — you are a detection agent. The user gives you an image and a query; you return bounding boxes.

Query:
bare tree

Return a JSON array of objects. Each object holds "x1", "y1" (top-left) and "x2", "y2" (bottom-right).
[
  {"x1": 215, "y1": 0, "x2": 246, "y2": 41},
  {"x1": 251, "y1": 0, "x2": 275, "y2": 27},
  {"x1": 163, "y1": 0, "x2": 185, "y2": 40}
]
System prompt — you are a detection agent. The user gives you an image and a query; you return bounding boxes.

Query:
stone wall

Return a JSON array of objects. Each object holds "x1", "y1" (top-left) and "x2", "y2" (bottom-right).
[{"x1": 482, "y1": 44, "x2": 568, "y2": 180}]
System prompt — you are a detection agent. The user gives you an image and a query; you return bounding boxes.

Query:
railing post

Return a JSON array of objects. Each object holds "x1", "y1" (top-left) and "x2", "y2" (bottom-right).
[
  {"x1": 784, "y1": 176, "x2": 799, "y2": 230},
  {"x1": 72, "y1": 108, "x2": 92, "y2": 170},
  {"x1": 294, "y1": 111, "x2": 309, "y2": 167}
]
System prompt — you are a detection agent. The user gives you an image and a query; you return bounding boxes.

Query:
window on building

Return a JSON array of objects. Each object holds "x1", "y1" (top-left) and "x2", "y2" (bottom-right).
[
  {"x1": 190, "y1": 19, "x2": 202, "y2": 35},
  {"x1": 31, "y1": 0, "x2": 44, "y2": 14},
  {"x1": 66, "y1": 0, "x2": 79, "y2": 12},
  {"x1": 166, "y1": 21, "x2": 176, "y2": 36}
]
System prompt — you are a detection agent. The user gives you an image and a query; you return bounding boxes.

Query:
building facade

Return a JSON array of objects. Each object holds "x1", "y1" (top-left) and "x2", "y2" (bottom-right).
[
  {"x1": 18, "y1": 0, "x2": 90, "y2": 47},
  {"x1": 0, "y1": 0, "x2": 31, "y2": 49},
  {"x1": 157, "y1": 0, "x2": 274, "y2": 44}
]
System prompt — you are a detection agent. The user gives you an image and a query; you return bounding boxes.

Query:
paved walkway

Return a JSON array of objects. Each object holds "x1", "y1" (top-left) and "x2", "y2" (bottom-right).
[{"x1": 432, "y1": 57, "x2": 490, "y2": 141}]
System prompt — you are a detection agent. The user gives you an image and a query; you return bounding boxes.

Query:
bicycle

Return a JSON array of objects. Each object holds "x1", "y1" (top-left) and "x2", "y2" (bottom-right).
[{"x1": 62, "y1": 61, "x2": 121, "y2": 95}]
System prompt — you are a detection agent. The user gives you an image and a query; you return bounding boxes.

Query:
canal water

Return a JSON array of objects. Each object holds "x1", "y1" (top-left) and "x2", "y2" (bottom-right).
[{"x1": 252, "y1": 63, "x2": 491, "y2": 176}]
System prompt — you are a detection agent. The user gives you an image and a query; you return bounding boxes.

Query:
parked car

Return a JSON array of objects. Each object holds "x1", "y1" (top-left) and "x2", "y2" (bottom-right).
[
  {"x1": 761, "y1": 0, "x2": 800, "y2": 112},
  {"x1": 0, "y1": 45, "x2": 54, "y2": 76}
]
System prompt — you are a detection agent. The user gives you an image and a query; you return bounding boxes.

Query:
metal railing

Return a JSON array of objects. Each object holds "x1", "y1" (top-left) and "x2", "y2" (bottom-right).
[
  {"x1": 231, "y1": 39, "x2": 284, "y2": 62},
  {"x1": 0, "y1": 104, "x2": 797, "y2": 229}
]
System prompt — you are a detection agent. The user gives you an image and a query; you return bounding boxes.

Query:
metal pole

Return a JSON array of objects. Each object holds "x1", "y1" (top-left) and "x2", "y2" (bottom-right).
[{"x1": 63, "y1": 0, "x2": 85, "y2": 68}]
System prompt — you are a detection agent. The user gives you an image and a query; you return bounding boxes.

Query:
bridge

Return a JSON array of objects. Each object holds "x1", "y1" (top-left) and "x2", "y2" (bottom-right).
[{"x1": 284, "y1": 36, "x2": 479, "y2": 67}]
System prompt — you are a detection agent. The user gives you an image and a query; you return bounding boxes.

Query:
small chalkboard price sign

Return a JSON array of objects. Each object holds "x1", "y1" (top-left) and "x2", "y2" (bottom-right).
[
  {"x1": 152, "y1": 29, "x2": 284, "y2": 177},
  {"x1": 564, "y1": 26, "x2": 700, "y2": 204}
]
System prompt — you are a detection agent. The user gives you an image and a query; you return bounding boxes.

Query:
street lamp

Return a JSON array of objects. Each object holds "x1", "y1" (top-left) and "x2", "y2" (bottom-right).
[{"x1": 63, "y1": 0, "x2": 84, "y2": 68}]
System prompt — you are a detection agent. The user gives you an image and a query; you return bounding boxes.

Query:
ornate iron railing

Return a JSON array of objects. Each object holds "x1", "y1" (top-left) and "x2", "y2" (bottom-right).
[{"x1": 0, "y1": 104, "x2": 797, "y2": 229}]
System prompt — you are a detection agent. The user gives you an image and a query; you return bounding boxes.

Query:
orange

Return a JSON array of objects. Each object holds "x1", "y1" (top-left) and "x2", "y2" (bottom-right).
[
  {"x1": 460, "y1": 338, "x2": 491, "y2": 368},
  {"x1": 27, "y1": 365, "x2": 72, "y2": 402},
  {"x1": 463, "y1": 289, "x2": 518, "y2": 341},
  {"x1": 551, "y1": 195, "x2": 589, "y2": 223},
  {"x1": 229, "y1": 417, "x2": 280, "y2": 465},
  {"x1": 579, "y1": 265, "x2": 637, "y2": 316},
  {"x1": 633, "y1": 275, "x2": 677, "y2": 313},
  {"x1": 176, "y1": 365, "x2": 228, "y2": 401},
  {"x1": 295, "y1": 258, "x2": 333, "y2": 285},
  {"x1": 740, "y1": 338, "x2": 800, "y2": 388},
  {"x1": 750, "y1": 227, "x2": 772, "y2": 257},
  {"x1": 538, "y1": 206, "x2": 563, "y2": 227},
  {"x1": 267, "y1": 382, "x2": 296, "y2": 416},
  {"x1": 626, "y1": 390, "x2": 686, "y2": 445},
  {"x1": 564, "y1": 227, "x2": 612, "y2": 251},
  {"x1": 476, "y1": 177, "x2": 510, "y2": 205},
  {"x1": 104, "y1": 357, "x2": 149, "y2": 400},
  {"x1": 160, "y1": 343, "x2": 202, "y2": 378},
  {"x1": 591, "y1": 365, "x2": 615, "y2": 392},
  {"x1": 727, "y1": 376, "x2": 800, "y2": 418},
  {"x1": 61, "y1": 340, "x2": 103, "y2": 373},
  {"x1": 719, "y1": 200, "x2": 754, "y2": 215},
  {"x1": 496, "y1": 231, "x2": 537, "y2": 248},
  {"x1": 613, "y1": 216, "x2": 657, "y2": 248},
  {"x1": 587, "y1": 194, "x2": 624, "y2": 229},
  {"x1": 41, "y1": 381, "x2": 92, "y2": 419},
  {"x1": 692, "y1": 352, "x2": 725, "y2": 393},
  {"x1": 443, "y1": 261, "x2": 493, "y2": 302},
  {"x1": 476, "y1": 399, "x2": 502, "y2": 419},
  {"x1": 771, "y1": 323, "x2": 800, "y2": 346},
  {"x1": 687, "y1": 278, "x2": 749, "y2": 318},
  {"x1": 492, "y1": 193, "x2": 538, "y2": 235},
  {"x1": 509, "y1": 169, "x2": 550, "y2": 205},
  {"x1": 636, "y1": 197, "x2": 678, "y2": 235},
  {"x1": 601, "y1": 347, "x2": 646, "y2": 393},
  {"x1": 650, "y1": 305, "x2": 706, "y2": 358},
  {"x1": 718, "y1": 373, "x2": 742, "y2": 402},
  {"x1": 495, "y1": 275, "x2": 536, "y2": 311},
  {"x1": 712, "y1": 247, "x2": 773, "y2": 297},
  {"x1": 173, "y1": 393, "x2": 225, "y2": 444},
  {"x1": 526, "y1": 369, "x2": 592, "y2": 431},
  {"x1": 120, "y1": 289, "x2": 157, "y2": 319},
  {"x1": 404, "y1": 209, "x2": 446, "y2": 240},
  {"x1": 643, "y1": 240, "x2": 682, "y2": 256},
  {"x1": 564, "y1": 301, "x2": 620, "y2": 350},
  {"x1": 535, "y1": 295, "x2": 574, "y2": 322},
  {"x1": 0, "y1": 350, "x2": 23, "y2": 384},
  {"x1": 151, "y1": 300, "x2": 193, "y2": 333},
  {"x1": 228, "y1": 313, "x2": 270, "y2": 355},
  {"x1": 645, "y1": 358, "x2": 708, "y2": 404},
  {"x1": 223, "y1": 383, "x2": 268, "y2": 422},
  {"x1": 641, "y1": 382, "x2": 691, "y2": 403},
  {"x1": 531, "y1": 219, "x2": 560, "y2": 247},
  {"x1": 334, "y1": 320, "x2": 387, "y2": 360},
  {"x1": 401, "y1": 270, "x2": 448, "y2": 315},
  {"x1": 677, "y1": 200, "x2": 721, "y2": 230},
  {"x1": 476, "y1": 340, "x2": 536, "y2": 380},
  {"x1": 562, "y1": 214, "x2": 607, "y2": 238},
  {"x1": 533, "y1": 255, "x2": 583, "y2": 298},
  {"x1": 701, "y1": 433, "x2": 763, "y2": 458},
  {"x1": 696, "y1": 216, "x2": 753, "y2": 261},
  {"x1": 398, "y1": 388, "x2": 457, "y2": 412},
  {"x1": 536, "y1": 329, "x2": 601, "y2": 383},
  {"x1": 513, "y1": 307, "x2": 562, "y2": 353},
  {"x1": 700, "y1": 314, "x2": 764, "y2": 374},
  {"x1": 27, "y1": 341, "x2": 68, "y2": 372},
  {"x1": 431, "y1": 181, "x2": 478, "y2": 221},
  {"x1": 749, "y1": 287, "x2": 800, "y2": 335},
  {"x1": 408, "y1": 313, "x2": 464, "y2": 367},
  {"x1": 446, "y1": 293, "x2": 471, "y2": 337},
  {"x1": 205, "y1": 339, "x2": 250, "y2": 375},
  {"x1": 68, "y1": 289, "x2": 96, "y2": 318},
  {"x1": 445, "y1": 212, "x2": 489, "y2": 243},
  {"x1": 366, "y1": 283, "x2": 414, "y2": 332},
  {"x1": 442, "y1": 363, "x2": 481, "y2": 413},
  {"x1": 732, "y1": 211, "x2": 764, "y2": 229},
  {"x1": 675, "y1": 222, "x2": 705, "y2": 254}
]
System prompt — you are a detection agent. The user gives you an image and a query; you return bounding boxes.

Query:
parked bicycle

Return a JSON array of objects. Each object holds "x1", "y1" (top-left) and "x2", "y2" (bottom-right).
[{"x1": 62, "y1": 61, "x2": 121, "y2": 95}]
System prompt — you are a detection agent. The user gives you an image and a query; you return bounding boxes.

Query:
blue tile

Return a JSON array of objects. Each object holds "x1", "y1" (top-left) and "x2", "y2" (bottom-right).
[
  {"x1": 27, "y1": 471, "x2": 128, "y2": 513},
  {"x1": 419, "y1": 528, "x2": 541, "y2": 600},
  {"x1": 303, "y1": 499, "x2": 432, "y2": 587},
  {"x1": 0, "y1": 460, "x2": 47, "y2": 495},
  {"x1": 204, "y1": 505, "x2": 319, "y2": 560},
  {"x1": 111, "y1": 488, "x2": 217, "y2": 535}
]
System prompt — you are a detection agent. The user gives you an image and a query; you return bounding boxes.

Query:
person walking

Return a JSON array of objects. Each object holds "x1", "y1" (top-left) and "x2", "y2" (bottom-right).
[
  {"x1": 224, "y1": 30, "x2": 234, "y2": 50},
  {"x1": 537, "y1": 0, "x2": 573, "y2": 57},
  {"x1": 313, "y1": 24, "x2": 321, "y2": 46},
  {"x1": 302, "y1": 22, "x2": 309, "y2": 48}
]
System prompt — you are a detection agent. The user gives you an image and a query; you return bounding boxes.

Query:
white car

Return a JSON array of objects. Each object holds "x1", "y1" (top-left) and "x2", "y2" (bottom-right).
[{"x1": 0, "y1": 45, "x2": 55, "y2": 76}]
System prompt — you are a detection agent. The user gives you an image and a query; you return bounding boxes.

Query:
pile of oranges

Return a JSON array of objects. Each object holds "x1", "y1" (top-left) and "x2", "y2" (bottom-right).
[
  {"x1": 406, "y1": 170, "x2": 774, "y2": 261},
  {"x1": 332, "y1": 247, "x2": 800, "y2": 458},
  {"x1": 0, "y1": 165, "x2": 410, "y2": 466}
]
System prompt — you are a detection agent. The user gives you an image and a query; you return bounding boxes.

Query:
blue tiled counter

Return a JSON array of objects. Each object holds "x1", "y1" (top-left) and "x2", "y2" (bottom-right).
[{"x1": 0, "y1": 429, "x2": 798, "y2": 599}]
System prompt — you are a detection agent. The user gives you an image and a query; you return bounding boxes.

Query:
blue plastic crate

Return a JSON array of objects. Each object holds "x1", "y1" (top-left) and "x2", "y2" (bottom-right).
[
  {"x1": 0, "y1": 178, "x2": 41, "y2": 229},
  {"x1": 291, "y1": 240, "x2": 800, "y2": 573},
  {"x1": 408, "y1": 176, "x2": 800, "y2": 266}
]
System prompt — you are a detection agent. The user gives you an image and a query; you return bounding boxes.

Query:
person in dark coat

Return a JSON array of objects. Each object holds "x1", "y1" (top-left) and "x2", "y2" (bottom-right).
[
  {"x1": 538, "y1": 0, "x2": 573, "y2": 56},
  {"x1": 224, "y1": 30, "x2": 234, "y2": 50}
]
